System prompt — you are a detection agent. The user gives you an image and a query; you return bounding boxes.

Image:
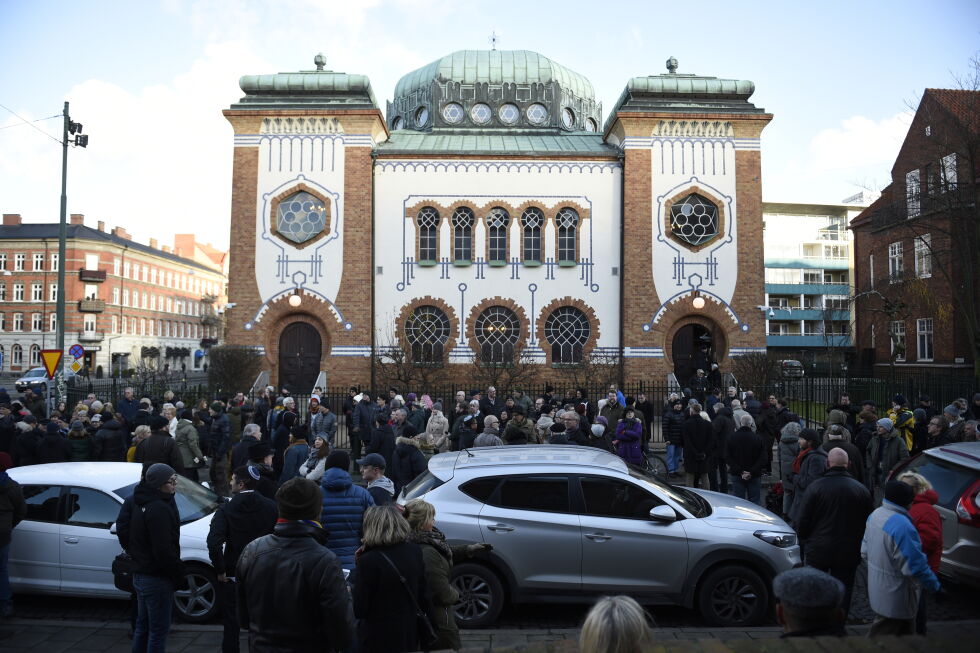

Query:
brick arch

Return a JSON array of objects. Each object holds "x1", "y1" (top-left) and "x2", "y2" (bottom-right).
[
  {"x1": 662, "y1": 186, "x2": 727, "y2": 253},
  {"x1": 394, "y1": 296, "x2": 460, "y2": 364},
  {"x1": 661, "y1": 311, "x2": 730, "y2": 368},
  {"x1": 260, "y1": 294, "x2": 337, "y2": 386},
  {"x1": 269, "y1": 183, "x2": 333, "y2": 251},
  {"x1": 465, "y1": 296, "x2": 530, "y2": 360},
  {"x1": 535, "y1": 296, "x2": 601, "y2": 366}
]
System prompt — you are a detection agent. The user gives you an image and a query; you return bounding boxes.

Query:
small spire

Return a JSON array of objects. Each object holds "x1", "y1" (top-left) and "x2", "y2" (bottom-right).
[
  {"x1": 314, "y1": 52, "x2": 326, "y2": 71},
  {"x1": 666, "y1": 56, "x2": 678, "y2": 74},
  {"x1": 489, "y1": 31, "x2": 499, "y2": 51}
]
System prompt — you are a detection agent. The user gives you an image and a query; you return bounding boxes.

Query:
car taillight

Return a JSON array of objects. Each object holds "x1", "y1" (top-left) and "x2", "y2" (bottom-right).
[{"x1": 955, "y1": 479, "x2": 980, "y2": 527}]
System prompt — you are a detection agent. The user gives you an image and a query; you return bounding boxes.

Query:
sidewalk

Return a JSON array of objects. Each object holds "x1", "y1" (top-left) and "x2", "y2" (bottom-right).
[{"x1": 2, "y1": 618, "x2": 978, "y2": 652}]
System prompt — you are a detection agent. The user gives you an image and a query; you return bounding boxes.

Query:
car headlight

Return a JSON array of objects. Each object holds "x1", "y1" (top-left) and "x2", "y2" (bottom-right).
[{"x1": 754, "y1": 530, "x2": 797, "y2": 548}]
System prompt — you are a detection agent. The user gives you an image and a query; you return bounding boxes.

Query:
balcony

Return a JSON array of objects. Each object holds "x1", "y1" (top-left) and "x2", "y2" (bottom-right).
[
  {"x1": 77, "y1": 330, "x2": 105, "y2": 343},
  {"x1": 767, "y1": 334, "x2": 852, "y2": 348},
  {"x1": 765, "y1": 282, "x2": 851, "y2": 296},
  {"x1": 768, "y1": 308, "x2": 850, "y2": 321},
  {"x1": 77, "y1": 299, "x2": 105, "y2": 313},
  {"x1": 78, "y1": 269, "x2": 106, "y2": 282},
  {"x1": 765, "y1": 257, "x2": 850, "y2": 270}
]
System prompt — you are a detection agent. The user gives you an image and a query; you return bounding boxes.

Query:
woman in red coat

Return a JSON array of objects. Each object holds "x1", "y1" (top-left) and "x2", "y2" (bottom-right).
[{"x1": 898, "y1": 471, "x2": 942, "y2": 635}]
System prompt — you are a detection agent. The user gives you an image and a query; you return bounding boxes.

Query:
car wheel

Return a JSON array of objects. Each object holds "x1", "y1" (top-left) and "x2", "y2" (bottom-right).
[
  {"x1": 451, "y1": 562, "x2": 504, "y2": 628},
  {"x1": 174, "y1": 564, "x2": 219, "y2": 623},
  {"x1": 696, "y1": 564, "x2": 768, "y2": 626}
]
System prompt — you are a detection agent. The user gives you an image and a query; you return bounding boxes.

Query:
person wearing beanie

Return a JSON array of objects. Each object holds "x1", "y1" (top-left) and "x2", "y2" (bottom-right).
[
  {"x1": 861, "y1": 480, "x2": 941, "y2": 636},
  {"x1": 773, "y1": 566, "x2": 847, "y2": 637},
  {"x1": 0, "y1": 451, "x2": 26, "y2": 617},
  {"x1": 424, "y1": 402, "x2": 450, "y2": 452},
  {"x1": 36, "y1": 420, "x2": 72, "y2": 464},
  {"x1": 502, "y1": 405, "x2": 534, "y2": 446},
  {"x1": 787, "y1": 428, "x2": 828, "y2": 526},
  {"x1": 246, "y1": 442, "x2": 277, "y2": 500},
  {"x1": 888, "y1": 396, "x2": 916, "y2": 454},
  {"x1": 129, "y1": 463, "x2": 183, "y2": 652},
  {"x1": 548, "y1": 420, "x2": 571, "y2": 445},
  {"x1": 867, "y1": 416, "x2": 910, "y2": 503},
  {"x1": 135, "y1": 411, "x2": 186, "y2": 478},
  {"x1": 237, "y1": 478, "x2": 354, "y2": 652},
  {"x1": 320, "y1": 448, "x2": 375, "y2": 567},
  {"x1": 942, "y1": 404, "x2": 967, "y2": 442},
  {"x1": 391, "y1": 424, "x2": 427, "y2": 495}
]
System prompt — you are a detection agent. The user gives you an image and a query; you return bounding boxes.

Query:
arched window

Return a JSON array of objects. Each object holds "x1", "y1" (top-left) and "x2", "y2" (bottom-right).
[
  {"x1": 11, "y1": 344, "x2": 22, "y2": 367},
  {"x1": 557, "y1": 207, "x2": 579, "y2": 263},
  {"x1": 452, "y1": 207, "x2": 474, "y2": 262},
  {"x1": 475, "y1": 306, "x2": 520, "y2": 364},
  {"x1": 404, "y1": 305, "x2": 450, "y2": 364},
  {"x1": 486, "y1": 207, "x2": 510, "y2": 263},
  {"x1": 521, "y1": 208, "x2": 544, "y2": 263},
  {"x1": 670, "y1": 193, "x2": 718, "y2": 247},
  {"x1": 544, "y1": 307, "x2": 590, "y2": 364},
  {"x1": 29, "y1": 344, "x2": 41, "y2": 366},
  {"x1": 416, "y1": 207, "x2": 440, "y2": 263}
]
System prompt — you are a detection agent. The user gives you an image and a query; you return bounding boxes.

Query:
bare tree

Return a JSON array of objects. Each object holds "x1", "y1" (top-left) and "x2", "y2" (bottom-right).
[
  {"x1": 372, "y1": 320, "x2": 449, "y2": 392},
  {"x1": 468, "y1": 343, "x2": 541, "y2": 398},
  {"x1": 731, "y1": 352, "x2": 779, "y2": 388},
  {"x1": 207, "y1": 346, "x2": 264, "y2": 395},
  {"x1": 561, "y1": 349, "x2": 621, "y2": 391}
]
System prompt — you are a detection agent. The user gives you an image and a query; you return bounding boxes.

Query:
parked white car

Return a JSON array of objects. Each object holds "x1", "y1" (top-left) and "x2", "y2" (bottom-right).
[{"x1": 7, "y1": 462, "x2": 222, "y2": 622}]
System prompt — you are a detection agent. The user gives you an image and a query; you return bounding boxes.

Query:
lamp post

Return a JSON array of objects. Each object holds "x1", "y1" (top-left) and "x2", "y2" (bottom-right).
[{"x1": 56, "y1": 101, "x2": 89, "y2": 406}]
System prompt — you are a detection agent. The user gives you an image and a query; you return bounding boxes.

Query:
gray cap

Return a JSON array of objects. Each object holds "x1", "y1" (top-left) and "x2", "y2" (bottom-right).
[
  {"x1": 145, "y1": 463, "x2": 176, "y2": 489},
  {"x1": 773, "y1": 567, "x2": 844, "y2": 610},
  {"x1": 876, "y1": 417, "x2": 894, "y2": 431}
]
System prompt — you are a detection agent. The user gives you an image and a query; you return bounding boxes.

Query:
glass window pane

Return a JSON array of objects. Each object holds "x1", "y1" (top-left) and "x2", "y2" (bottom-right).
[
  {"x1": 23, "y1": 485, "x2": 62, "y2": 523},
  {"x1": 495, "y1": 476, "x2": 569, "y2": 513},
  {"x1": 670, "y1": 194, "x2": 718, "y2": 247},
  {"x1": 580, "y1": 476, "x2": 664, "y2": 519},
  {"x1": 66, "y1": 488, "x2": 121, "y2": 529}
]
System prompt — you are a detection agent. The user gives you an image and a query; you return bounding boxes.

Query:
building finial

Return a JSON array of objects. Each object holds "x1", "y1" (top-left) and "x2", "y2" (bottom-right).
[
  {"x1": 666, "y1": 56, "x2": 678, "y2": 74},
  {"x1": 489, "y1": 31, "x2": 499, "y2": 51},
  {"x1": 314, "y1": 52, "x2": 326, "y2": 71}
]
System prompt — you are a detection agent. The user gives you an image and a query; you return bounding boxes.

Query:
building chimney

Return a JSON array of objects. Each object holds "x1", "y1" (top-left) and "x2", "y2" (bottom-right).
[
  {"x1": 2, "y1": 214, "x2": 21, "y2": 226},
  {"x1": 70, "y1": 213, "x2": 84, "y2": 225},
  {"x1": 149, "y1": 238, "x2": 158, "y2": 249},
  {"x1": 97, "y1": 220, "x2": 105, "y2": 232},
  {"x1": 162, "y1": 245, "x2": 171, "y2": 254},
  {"x1": 111, "y1": 226, "x2": 131, "y2": 241}
]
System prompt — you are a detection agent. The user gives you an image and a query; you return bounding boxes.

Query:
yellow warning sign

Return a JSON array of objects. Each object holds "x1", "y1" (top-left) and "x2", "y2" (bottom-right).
[
  {"x1": 41, "y1": 350, "x2": 63, "y2": 379},
  {"x1": 69, "y1": 360, "x2": 82, "y2": 373}
]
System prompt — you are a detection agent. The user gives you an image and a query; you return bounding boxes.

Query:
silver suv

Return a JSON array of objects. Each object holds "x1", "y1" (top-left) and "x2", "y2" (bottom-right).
[{"x1": 398, "y1": 446, "x2": 800, "y2": 627}]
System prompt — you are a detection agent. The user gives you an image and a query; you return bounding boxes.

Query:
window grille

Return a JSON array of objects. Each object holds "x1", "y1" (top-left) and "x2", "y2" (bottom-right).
[
  {"x1": 487, "y1": 207, "x2": 510, "y2": 262},
  {"x1": 475, "y1": 306, "x2": 520, "y2": 363},
  {"x1": 670, "y1": 194, "x2": 719, "y2": 246},
  {"x1": 452, "y1": 207, "x2": 474, "y2": 262},
  {"x1": 416, "y1": 207, "x2": 439, "y2": 261},
  {"x1": 404, "y1": 305, "x2": 450, "y2": 364},
  {"x1": 556, "y1": 208, "x2": 579, "y2": 262},
  {"x1": 521, "y1": 208, "x2": 543, "y2": 263},
  {"x1": 544, "y1": 306, "x2": 590, "y2": 363}
]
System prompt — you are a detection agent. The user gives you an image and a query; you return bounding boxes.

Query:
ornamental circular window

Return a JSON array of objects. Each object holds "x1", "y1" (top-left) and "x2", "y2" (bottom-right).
[
  {"x1": 526, "y1": 103, "x2": 548, "y2": 125},
  {"x1": 275, "y1": 191, "x2": 327, "y2": 245},
  {"x1": 391, "y1": 116, "x2": 403, "y2": 130},
  {"x1": 415, "y1": 106, "x2": 429, "y2": 128},
  {"x1": 470, "y1": 103, "x2": 492, "y2": 125},
  {"x1": 561, "y1": 107, "x2": 575, "y2": 130},
  {"x1": 544, "y1": 306, "x2": 590, "y2": 364},
  {"x1": 670, "y1": 193, "x2": 719, "y2": 247},
  {"x1": 475, "y1": 306, "x2": 520, "y2": 363},
  {"x1": 499, "y1": 103, "x2": 520, "y2": 125},
  {"x1": 585, "y1": 118, "x2": 598, "y2": 132},
  {"x1": 442, "y1": 103, "x2": 464, "y2": 124},
  {"x1": 404, "y1": 305, "x2": 450, "y2": 364}
]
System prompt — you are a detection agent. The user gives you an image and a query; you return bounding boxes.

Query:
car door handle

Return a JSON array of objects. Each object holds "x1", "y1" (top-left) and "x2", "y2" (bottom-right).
[
  {"x1": 63, "y1": 537, "x2": 79, "y2": 544},
  {"x1": 585, "y1": 532, "x2": 612, "y2": 542},
  {"x1": 487, "y1": 523, "x2": 514, "y2": 532}
]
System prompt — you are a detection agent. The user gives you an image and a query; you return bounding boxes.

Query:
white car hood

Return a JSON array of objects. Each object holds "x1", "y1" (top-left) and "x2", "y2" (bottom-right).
[
  {"x1": 691, "y1": 488, "x2": 791, "y2": 530},
  {"x1": 179, "y1": 511, "x2": 216, "y2": 549}
]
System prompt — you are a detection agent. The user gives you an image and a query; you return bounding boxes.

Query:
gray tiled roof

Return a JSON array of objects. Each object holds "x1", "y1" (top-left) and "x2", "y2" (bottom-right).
[{"x1": 376, "y1": 131, "x2": 616, "y2": 156}]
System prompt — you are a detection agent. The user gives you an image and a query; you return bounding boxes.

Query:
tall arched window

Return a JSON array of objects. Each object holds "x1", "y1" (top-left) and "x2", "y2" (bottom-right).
[
  {"x1": 475, "y1": 306, "x2": 520, "y2": 364},
  {"x1": 404, "y1": 305, "x2": 450, "y2": 364},
  {"x1": 416, "y1": 207, "x2": 440, "y2": 263},
  {"x1": 521, "y1": 208, "x2": 544, "y2": 264},
  {"x1": 557, "y1": 207, "x2": 579, "y2": 263},
  {"x1": 29, "y1": 344, "x2": 41, "y2": 366},
  {"x1": 11, "y1": 344, "x2": 22, "y2": 367},
  {"x1": 544, "y1": 307, "x2": 590, "y2": 364},
  {"x1": 486, "y1": 207, "x2": 510, "y2": 263},
  {"x1": 452, "y1": 207, "x2": 474, "y2": 262}
]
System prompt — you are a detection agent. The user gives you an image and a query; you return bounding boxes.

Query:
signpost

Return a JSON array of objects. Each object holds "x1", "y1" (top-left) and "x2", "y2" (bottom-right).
[{"x1": 40, "y1": 349, "x2": 63, "y2": 379}]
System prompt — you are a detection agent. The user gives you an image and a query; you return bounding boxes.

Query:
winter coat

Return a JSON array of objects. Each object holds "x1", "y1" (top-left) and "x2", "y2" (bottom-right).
[
  {"x1": 365, "y1": 425, "x2": 396, "y2": 470},
  {"x1": 412, "y1": 531, "x2": 471, "y2": 651},
  {"x1": 299, "y1": 454, "x2": 327, "y2": 484},
  {"x1": 319, "y1": 467, "x2": 375, "y2": 567},
  {"x1": 36, "y1": 432, "x2": 71, "y2": 464},
  {"x1": 310, "y1": 410, "x2": 337, "y2": 443},
  {"x1": 789, "y1": 447, "x2": 828, "y2": 524},
  {"x1": 861, "y1": 500, "x2": 940, "y2": 619},
  {"x1": 117, "y1": 396, "x2": 140, "y2": 423},
  {"x1": 662, "y1": 408, "x2": 686, "y2": 445},
  {"x1": 280, "y1": 442, "x2": 310, "y2": 484},
  {"x1": 67, "y1": 431, "x2": 93, "y2": 462},
  {"x1": 908, "y1": 489, "x2": 943, "y2": 573},
  {"x1": 867, "y1": 433, "x2": 909, "y2": 488},
  {"x1": 227, "y1": 405, "x2": 242, "y2": 444},
  {"x1": 502, "y1": 418, "x2": 533, "y2": 445},
  {"x1": 353, "y1": 540, "x2": 432, "y2": 653},
  {"x1": 366, "y1": 476, "x2": 396, "y2": 506},
  {"x1": 682, "y1": 415, "x2": 713, "y2": 476},
  {"x1": 778, "y1": 429, "x2": 800, "y2": 486},
  {"x1": 711, "y1": 406, "x2": 735, "y2": 459},
  {"x1": 599, "y1": 402, "x2": 624, "y2": 428},
  {"x1": 12, "y1": 428, "x2": 39, "y2": 467},
  {"x1": 854, "y1": 421, "x2": 876, "y2": 456},
  {"x1": 425, "y1": 411, "x2": 450, "y2": 450},
  {"x1": 230, "y1": 435, "x2": 259, "y2": 473},
  {"x1": 889, "y1": 408, "x2": 916, "y2": 452},
  {"x1": 175, "y1": 419, "x2": 204, "y2": 471},
  {"x1": 391, "y1": 436, "x2": 427, "y2": 494},
  {"x1": 406, "y1": 406, "x2": 428, "y2": 435},
  {"x1": 614, "y1": 418, "x2": 644, "y2": 465},
  {"x1": 732, "y1": 408, "x2": 756, "y2": 432},
  {"x1": 0, "y1": 472, "x2": 27, "y2": 548},
  {"x1": 92, "y1": 420, "x2": 127, "y2": 462},
  {"x1": 207, "y1": 490, "x2": 277, "y2": 576},
  {"x1": 726, "y1": 426, "x2": 768, "y2": 478},
  {"x1": 135, "y1": 432, "x2": 186, "y2": 476},
  {"x1": 251, "y1": 463, "x2": 277, "y2": 501},
  {"x1": 821, "y1": 440, "x2": 864, "y2": 485},
  {"x1": 352, "y1": 400, "x2": 377, "y2": 434},
  {"x1": 129, "y1": 483, "x2": 184, "y2": 585},
  {"x1": 795, "y1": 467, "x2": 873, "y2": 569},
  {"x1": 236, "y1": 521, "x2": 354, "y2": 653}
]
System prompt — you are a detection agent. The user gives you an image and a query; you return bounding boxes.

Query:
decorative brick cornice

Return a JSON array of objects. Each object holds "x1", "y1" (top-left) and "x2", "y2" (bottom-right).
[{"x1": 534, "y1": 296, "x2": 601, "y2": 366}]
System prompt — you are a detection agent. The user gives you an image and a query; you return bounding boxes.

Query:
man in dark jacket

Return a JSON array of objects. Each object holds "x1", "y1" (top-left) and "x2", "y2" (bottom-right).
[
  {"x1": 365, "y1": 413, "x2": 396, "y2": 470},
  {"x1": 827, "y1": 394, "x2": 860, "y2": 431},
  {"x1": 351, "y1": 393, "x2": 376, "y2": 467},
  {"x1": 117, "y1": 387, "x2": 140, "y2": 425},
  {"x1": 0, "y1": 452, "x2": 27, "y2": 617},
  {"x1": 391, "y1": 428, "x2": 427, "y2": 495},
  {"x1": 230, "y1": 423, "x2": 261, "y2": 473},
  {"x1": 36, "y1": 422, "x2": 71, "y2": 464},
  {"x1": 237, "y1": 478, "x2": 354, "y2": 653},
  {"x1": 821, "y1": 425, "x2": 864, "y2": 485},
  {"x1": 11, "y1": 416, "x2": 40, "y2": 467},
  {"x1": 682, "y1": 405, "x2": 713, "y2": 488},
  {"x1": 320, "y1": 450, "x2": 375, "y2": 567},
  {"x1": 207, "y1": 466, "x2": 277, "y2": 653},
  {"x1": 358, "y1": 453, "x2": 395, "y2": 506},
  {"x1": 92, "y1": 418, "x2": 127, "y2": 462},
  {"x1": 727, "y1": 414, "x2": 768, "y2": 505},
  {"x1": 129, "y1": 463, "x2": 184, "y2": 652},
  {"x1": 135, "y1": 415, "x2": 185, "y2": 476},
  {"x1": 209, "y1": 402, "x2": 231, "y2": 497},
  {"x1": 795, "y1": 448, "x2": 873, "y2": 616},
  {"x1": 710, "y1": 403, "x2": 734, "y2": 494},
  {"x1": 662, "y1": 398, "x2": 685, "y2": 478},
  {"x1": 502, "y1": 407, "x2": 534, "y2": 445}
]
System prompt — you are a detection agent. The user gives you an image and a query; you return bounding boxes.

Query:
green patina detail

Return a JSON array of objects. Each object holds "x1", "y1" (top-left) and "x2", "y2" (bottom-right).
[{"x1": 377, "y1": 131, "x2": 615, "y2": 156}]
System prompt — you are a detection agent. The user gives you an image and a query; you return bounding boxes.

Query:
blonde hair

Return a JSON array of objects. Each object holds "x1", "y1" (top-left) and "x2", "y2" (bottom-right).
[
  {"x1": 361, "y1": 506, "x2": 410, "y2": 548},
  {"x1": 580, "y1": 595, "x2": 652, "y2": 653},
  {"x1": 897, "y1": 471, "x2": 933, "y2": 494},
  {"x1": 404, "y1": 498, "x2": 436, "y2": 532},
  {"x1": 162, "y1": 403, "x2": 175, "y2": 418},
  {"x1": 133, "y1": 425, "x2": 151, "y2": 442}
]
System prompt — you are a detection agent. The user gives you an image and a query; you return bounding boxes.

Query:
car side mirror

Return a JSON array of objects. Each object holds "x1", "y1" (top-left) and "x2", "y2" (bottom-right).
[
  {"x1": 109, "y1": 522, "x2": 117, "y2": 534},
  {"x1": 649, "y1": 505, "x2": 677, "y2": 523}
]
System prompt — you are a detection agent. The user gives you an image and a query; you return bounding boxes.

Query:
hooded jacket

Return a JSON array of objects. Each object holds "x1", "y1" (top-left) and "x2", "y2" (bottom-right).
[
  {"x1": 207, "y1": 490, "x2": 277, "y2": 576},
  {"x1": 129, "y1": 482, "x2": 184, "y2": 585},
  {"x1": 0, "y1": 471, "x2": 27, "y2": 547},
  {"x1": 614, "y1": 418, "x2": 644, "y2": 465},
  {"x1": 67, "y1": 429, "x2": 93, "y2": 462},
  {"x1": 92, "y1": 419, "x2": 127, "y2": 462},
  {"x1": 794, "y1": 467, "x2": 873, "y2": 569},
  {"x1": 391, "y1": 436, "x2": 427, "y2": 494},
  {"x1": 175, "y1": 418, "x2": 204, "y2": 470},
  {"x1": 366, "y1": 475, "x2": 395, "y2": 506},
  {"x1": 908, "y1": 489, "x2": 943, "y2": 573},
  {"x1": 320, "y1": 467, "x2": 375, "y2": 566},
  {"x1": 867, "y1": 431, "x2": 910, "y2": 486},
  {"x1": 36, "y1": 430, "x2": 71, "y2": 464}
]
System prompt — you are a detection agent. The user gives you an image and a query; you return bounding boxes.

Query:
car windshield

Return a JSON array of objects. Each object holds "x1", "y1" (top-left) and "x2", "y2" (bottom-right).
[
  {"x1": 906, "y1": 454, "x2": 978, "y2": 510},
  {"x1": 24, "y1": 369, "x2": 45, "y2": 378},
  {"x1": 627, "y1": 465, "x2": 709, "y2": 517},
  {"x1": 114, "y1": 480, "x2": 221, "y2": 524},
  {"x1": 399, "y1": 471, "x2": 445, "y2": 502}
]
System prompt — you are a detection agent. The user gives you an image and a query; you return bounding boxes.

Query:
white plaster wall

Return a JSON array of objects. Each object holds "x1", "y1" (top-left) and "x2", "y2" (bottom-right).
[{"x1": 373, "y1": 160, "x2": 622, "y2": 362}]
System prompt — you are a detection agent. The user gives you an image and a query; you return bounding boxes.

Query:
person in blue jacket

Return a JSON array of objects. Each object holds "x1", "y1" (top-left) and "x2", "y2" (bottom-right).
[{"x1": 320, "y1": 449, "x2": 374, "y2": 568}]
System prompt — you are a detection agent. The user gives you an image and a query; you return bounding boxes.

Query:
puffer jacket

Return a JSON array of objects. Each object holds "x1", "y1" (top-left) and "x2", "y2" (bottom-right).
[
  {"x1": 861, "y1": 500, "x2": 940, "y2": 619},
  {"x1": 908, "y1": 489, "x2": 943, "y2": 573},
  {"x1": 391, "y1": 436, "x2": 427, "y2": 494},
  {"x1": 614, "y1": 418, "x2": 644, "y2": 465},
  {"x1": 411, "y1": 530, "x2": 472, "y2": 652},
  {"x1": 778, "y1": 429, "x2": 800, "y2": 487},
  {"x1": 788, "y1": 447, "x2": 828, "y2": 524},
  {"x1": 662, "y1": 408, "x2": 685, "y2": 445},
  {"x1": 92, "y1": 419, "x2": 127, "y2": 462},
  {"x1": 319, "y1": 467, "x2": 375, "y2": 567},
  {"x1": 237, "y1": 521, "x2": 354, "y2": 653},
  {"x1": 68, "y1": 431, "x2": 93, "y2": 462}
]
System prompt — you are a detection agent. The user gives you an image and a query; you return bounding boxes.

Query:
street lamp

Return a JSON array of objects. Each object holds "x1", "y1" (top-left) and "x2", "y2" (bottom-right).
[
  {"x1": 55, "y1": 101, "x2": 90, "y2": 406},
  {"x1": 288, "y1": 290, "x2": 302, "y2": 307}
]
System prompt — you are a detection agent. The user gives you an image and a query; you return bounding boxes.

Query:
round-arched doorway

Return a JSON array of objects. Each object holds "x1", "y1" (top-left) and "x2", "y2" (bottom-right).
[
  {"x1": 278, "y1": 322, "x2": 322, "y2": 393},
  {"x1": 671, "y1": 323, "x2": 715, "y2": 386}
]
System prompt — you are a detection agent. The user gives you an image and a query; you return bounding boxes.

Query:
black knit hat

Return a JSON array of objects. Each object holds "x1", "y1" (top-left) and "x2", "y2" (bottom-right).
[
  {"x1": 275, "y1": 478, "x2": 322, "y2": 521},
  {"x1": 884, "y1": 480, "x2": 915, "y2": 508},
  {"x1": 326, "y1": 449, "x2": 350, "y2": 471},
  {"x1": 150, "y1": 414, "x2": 170, "y2": 431},
  {"x1": 248, "y1": 441, "x2": 272, "y2": 461}
]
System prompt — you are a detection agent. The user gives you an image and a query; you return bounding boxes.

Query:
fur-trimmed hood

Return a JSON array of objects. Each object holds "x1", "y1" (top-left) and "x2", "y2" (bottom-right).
[{"x1": 395, "y1": 435, "x2": 420, "y2": 449}]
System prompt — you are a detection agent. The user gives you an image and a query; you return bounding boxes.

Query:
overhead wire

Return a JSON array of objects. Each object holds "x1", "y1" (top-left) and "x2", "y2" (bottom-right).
[{"x1": 0, "y1": 103, "x2": 63, "y2": 143}]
